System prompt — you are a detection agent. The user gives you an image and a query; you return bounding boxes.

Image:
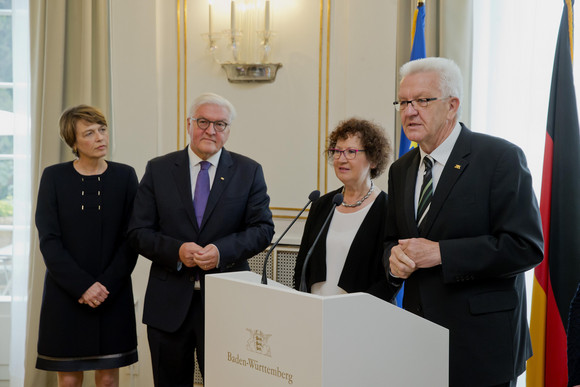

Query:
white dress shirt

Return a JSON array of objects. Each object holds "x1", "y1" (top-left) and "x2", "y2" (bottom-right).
[{"x1": 415, "y1": 122, "x2": 462, "y2": 216}]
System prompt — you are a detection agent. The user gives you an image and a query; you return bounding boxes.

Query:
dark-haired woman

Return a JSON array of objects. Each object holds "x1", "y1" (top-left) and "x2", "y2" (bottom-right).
[{"x1": 294, "y1": 117, "x2": 396, "y2": 301}]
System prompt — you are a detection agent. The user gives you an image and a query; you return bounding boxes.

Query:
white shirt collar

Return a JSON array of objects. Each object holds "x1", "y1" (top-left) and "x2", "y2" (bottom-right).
[
  {"x1": 187, "y1": 146, "x2": 222, "y2": 169},
  {"x1": 419, "y1": 121, "x2": 462, "y2": 166}
]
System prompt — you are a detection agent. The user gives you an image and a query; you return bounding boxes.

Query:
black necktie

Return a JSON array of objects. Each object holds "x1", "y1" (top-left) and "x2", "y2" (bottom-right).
[{"x1": 417, "y1": 156, "x2": 433, "y2": 231}]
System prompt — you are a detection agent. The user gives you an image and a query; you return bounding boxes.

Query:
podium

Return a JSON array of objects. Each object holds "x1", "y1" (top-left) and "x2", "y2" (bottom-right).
[{"x1": 205, "y1": 271, "x2": 448, "y2": 386}]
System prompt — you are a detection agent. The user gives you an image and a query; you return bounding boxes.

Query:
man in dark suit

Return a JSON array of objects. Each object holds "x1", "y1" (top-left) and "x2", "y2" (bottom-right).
[
  {"x1": 128, "y1": 92, "x2": 274, "y2": 386},
  {"x1": 385, "y1": 57, "x2": 543, "y2": 387},
  {"x1": 569, "y1": 282, "x2": 580, "y2": 387}
]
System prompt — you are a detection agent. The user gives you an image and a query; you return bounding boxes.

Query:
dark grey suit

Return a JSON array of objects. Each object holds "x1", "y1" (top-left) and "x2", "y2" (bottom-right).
[
  {"x1": 129, "y1": 147, "x2": 274, "y2": 384},
  {"x1": 385, "y1": 124, "x2": 543, "y2": 386}
]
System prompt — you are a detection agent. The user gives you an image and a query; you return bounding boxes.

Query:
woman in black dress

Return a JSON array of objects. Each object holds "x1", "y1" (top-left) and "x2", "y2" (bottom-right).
[{"x1": 35, "y1": 105, "x2": 138, "y2": 386}]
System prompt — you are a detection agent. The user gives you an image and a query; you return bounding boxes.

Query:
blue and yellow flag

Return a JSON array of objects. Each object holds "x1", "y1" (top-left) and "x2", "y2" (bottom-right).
[
  {"x1": 396, "y1": 1, "x2": 426, "y2": 308},
  {"x1": 398, "y1": 1, "x2": 425, "y2": 158}
]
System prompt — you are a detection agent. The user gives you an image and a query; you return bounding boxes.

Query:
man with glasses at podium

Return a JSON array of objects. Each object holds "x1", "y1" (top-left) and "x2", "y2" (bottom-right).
[{"x1": 384, "y1": 57, "x2": 543, "y2": 387}]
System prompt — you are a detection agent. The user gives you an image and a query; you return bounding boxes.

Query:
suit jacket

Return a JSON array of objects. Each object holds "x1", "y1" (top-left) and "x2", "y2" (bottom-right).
[
  {"x1": 385, "y1": 124, "x2": 543, "y2": 386},
  {"x1": 569, "y1": 282, "x2": 580, "y2": 386},
  {"x1": 35, "y1": 161, "x2": 138, "y2": 358},
  {"x1": 293, "y1": 189, "x2": 396, "y2": 302},
  {"x1": 128, "y1": 147, "x2": 274, "y2": 332}
]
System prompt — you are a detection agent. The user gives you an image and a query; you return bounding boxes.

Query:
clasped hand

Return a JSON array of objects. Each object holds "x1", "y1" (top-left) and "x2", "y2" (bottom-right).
[
  {"x1": 179, "y1": 242, "x2": 218, "y2": 271},
  {"x1": 78, "y1": 281, "x2": 109, "y2": 308},
  {"x1": 389, "y1": 238, "x2": 441, "y2": 279}
]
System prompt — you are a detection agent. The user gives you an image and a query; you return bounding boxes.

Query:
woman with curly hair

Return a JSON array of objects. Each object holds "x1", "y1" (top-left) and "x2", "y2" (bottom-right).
[{"x1": 294, "y1": 117, "x2": 396, "y2": 301}]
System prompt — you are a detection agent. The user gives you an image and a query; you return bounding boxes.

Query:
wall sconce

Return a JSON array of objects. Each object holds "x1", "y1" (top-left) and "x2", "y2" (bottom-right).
[{"x1": 204, "y1": 0, "x2": 282, "y2": 83}]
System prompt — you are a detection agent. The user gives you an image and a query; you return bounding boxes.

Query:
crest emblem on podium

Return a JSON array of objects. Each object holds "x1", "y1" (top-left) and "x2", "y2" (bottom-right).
[{"x1": 246, "y1": 328, "x2": 272, "y2": 357}]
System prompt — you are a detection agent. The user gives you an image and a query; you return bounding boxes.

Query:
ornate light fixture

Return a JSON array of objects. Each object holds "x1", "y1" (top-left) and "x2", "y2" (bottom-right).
[{"x1": 204, "y1": 0, "x2": 282, "y2": 83}]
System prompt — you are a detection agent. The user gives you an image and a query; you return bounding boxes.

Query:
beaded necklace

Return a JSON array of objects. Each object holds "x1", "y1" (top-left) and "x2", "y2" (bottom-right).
[{"x1": 342, "y1": 180, "x2": 374, "y2": 208}]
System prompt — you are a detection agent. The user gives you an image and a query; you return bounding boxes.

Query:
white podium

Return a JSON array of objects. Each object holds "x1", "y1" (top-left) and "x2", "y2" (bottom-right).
[{"x1": 205, "y1": 271, "x2": 448, "y2": 387}]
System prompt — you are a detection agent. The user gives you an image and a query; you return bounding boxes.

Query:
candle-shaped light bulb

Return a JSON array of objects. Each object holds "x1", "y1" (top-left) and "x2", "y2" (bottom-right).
[
  {"x1": 208, "y1": 0, "x2": 213, "y2": 36},
  {"x1": 231, "y1": 1, "x2": 236, "y2": 33},
  {"x1": 265, "y1": 0, "x2": 270, "y2": 32}
]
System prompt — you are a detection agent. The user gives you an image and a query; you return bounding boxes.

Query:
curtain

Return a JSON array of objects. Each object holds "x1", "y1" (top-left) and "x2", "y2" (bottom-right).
[
  {"x1": 471, "y1": 0, "x2": 560, "y2": 197},
  {"x1": 26, "y1": 1, "x2": 111, "y2": 385}
]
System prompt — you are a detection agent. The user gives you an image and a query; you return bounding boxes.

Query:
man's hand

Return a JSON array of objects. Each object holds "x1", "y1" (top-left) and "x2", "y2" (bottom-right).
[
  {"x1": 179, "y1": 242, "x2": 203, "y2": 268},
  {"x1": 389, "y1": 238, "x2": 442, "y2": 279},
  {"x1": 398, "y1": 238, "x2": 441, "y2": 268},
  {"x1": 389, "y1": 244, "x2": 417, "y2": 279},
  {"x1": 194, "y1": 244, "x2": 219, "y2": 271}
]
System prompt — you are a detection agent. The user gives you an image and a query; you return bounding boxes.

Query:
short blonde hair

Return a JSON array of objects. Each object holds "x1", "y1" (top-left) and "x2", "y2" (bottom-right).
[{"x1": 59, "y1": 105, "x2": 107, "y2": 156}]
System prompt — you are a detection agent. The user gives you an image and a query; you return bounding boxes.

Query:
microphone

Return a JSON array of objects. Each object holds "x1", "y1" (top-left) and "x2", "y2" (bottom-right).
[
  {"x1": 299, "y1": 192, "x2": 343, "y2": 292},
  {"x1": 261, "y1": 190, "x2": 321, "y2": 285}
]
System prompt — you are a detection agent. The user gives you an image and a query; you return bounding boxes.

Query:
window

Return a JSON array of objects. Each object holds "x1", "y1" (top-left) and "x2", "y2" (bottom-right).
[
  {"x1": 0, "y1": 0, "x2": 13, "y2": 300},
  {"x1": 0, "y1": 0, "x2": 30, "y2": 384}
]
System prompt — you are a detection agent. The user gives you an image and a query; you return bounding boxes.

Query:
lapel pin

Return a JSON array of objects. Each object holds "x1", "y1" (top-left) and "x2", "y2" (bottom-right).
[
  {"x1": 454, "y1": 164, "x2": 461, "y2": 170},
  {"x1": 220, "y1": 177, "x2": 225, "y2": 181}
]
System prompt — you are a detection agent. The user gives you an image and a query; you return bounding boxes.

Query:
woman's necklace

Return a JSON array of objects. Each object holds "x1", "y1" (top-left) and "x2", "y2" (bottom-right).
[{"x1": 342, "y1": 180, "x2": 374, "y2": 208}]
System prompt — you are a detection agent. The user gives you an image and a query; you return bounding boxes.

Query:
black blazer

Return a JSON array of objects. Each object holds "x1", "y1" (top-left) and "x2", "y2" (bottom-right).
[
  {"x1": 128, "y1": 147, "x2": 274, "y2": 332},
  {"x1": 35, "y1": 161, "x2": 138, "y2": 358},
  {"x1": 569, "y1": 282, "x2": 580, "y2": 386},
  {"x1": 294, "y1": 188, "x2": 395, "y2": 302},
  {"x1": 385, "y1": 124, "x2": 543, "y2": 386}
]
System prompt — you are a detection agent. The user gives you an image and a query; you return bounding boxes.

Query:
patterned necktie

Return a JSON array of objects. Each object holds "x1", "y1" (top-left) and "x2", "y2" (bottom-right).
[
  {"x1": 416, "y1": 156, "x2": 433, "y2": 230},
  {"x1": 193, "y1": 161, "x2": 211, "y2": 227}
]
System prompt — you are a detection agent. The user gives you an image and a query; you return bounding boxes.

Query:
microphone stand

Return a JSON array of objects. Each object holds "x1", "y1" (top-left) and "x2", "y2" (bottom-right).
[
  {"x1": 299, "y1": 193, "x2": 343, "y2": 292},
  {"x1": 261, "y1": 190, "x2": 320, "y2": 284}
]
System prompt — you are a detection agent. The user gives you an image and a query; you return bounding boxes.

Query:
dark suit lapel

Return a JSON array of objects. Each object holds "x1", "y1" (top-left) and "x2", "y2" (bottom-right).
[
  {"x1": 421, "y1": 125, "x2": 471, "y2": 236},
  {"x1": 405, "y1": 150, "x2": 421, "y2": 237},
  {"x1": 200, "y1": 148, "x2": 234, "y2": 228},
  {"x1": 172, "y1": 147, "x2": 198, "y2": 229}
]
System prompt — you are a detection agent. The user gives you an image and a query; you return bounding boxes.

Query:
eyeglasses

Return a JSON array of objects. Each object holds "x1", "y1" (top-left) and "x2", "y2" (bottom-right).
[
  {"x1": 327, "y1": 148, "x2": 366, "y2": 160},
  {"x1": 392, "y1": 97, "x2": 450, "y2": 111},
  {"x1": 190, "y1": 117, "x2": 230, "y2": 132}
]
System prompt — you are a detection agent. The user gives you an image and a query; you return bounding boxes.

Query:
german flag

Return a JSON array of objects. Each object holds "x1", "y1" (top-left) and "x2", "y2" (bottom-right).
[{"x1": 527, "y1": 1, "x2": 580, "y2": 385}]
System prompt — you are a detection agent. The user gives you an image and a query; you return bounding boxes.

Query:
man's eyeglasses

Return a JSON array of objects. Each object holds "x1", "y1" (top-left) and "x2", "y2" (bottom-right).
[
  {"x1": 392, "y1": 97, "x2": 450, "y2": 111},
  {"x1": 190, "y1": 117, "x2": 230, "y2": 132},
  {"x1": 327, "y1": 148, "x2": 366, "y2": 160}
]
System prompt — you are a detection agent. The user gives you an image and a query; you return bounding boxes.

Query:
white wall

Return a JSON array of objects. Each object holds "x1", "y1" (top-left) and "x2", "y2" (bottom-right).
[{"x1": 109, "y1": 1, "x2": 397, "y2": 385}]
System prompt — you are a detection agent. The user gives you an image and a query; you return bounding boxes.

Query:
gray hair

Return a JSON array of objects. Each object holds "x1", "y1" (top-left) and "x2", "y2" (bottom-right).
[
  {"x1": 189, "y1": 92, "x2": 237, "y2": 122},
  {"x1": 399, "y1": 57, "x2": 463, "y2": 117}
]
